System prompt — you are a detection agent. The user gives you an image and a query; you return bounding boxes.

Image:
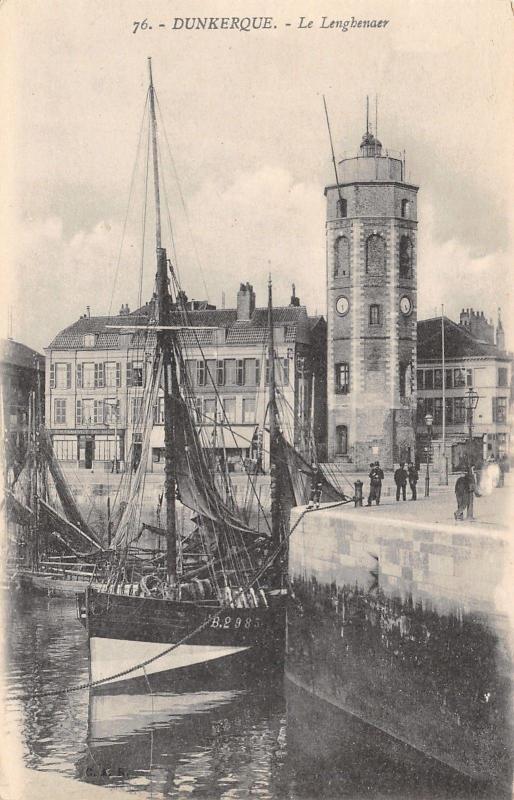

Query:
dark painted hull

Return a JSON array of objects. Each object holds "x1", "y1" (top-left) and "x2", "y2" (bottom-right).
[{"x1": 83, "y1": 587, "x2": 286, "y2": 689}]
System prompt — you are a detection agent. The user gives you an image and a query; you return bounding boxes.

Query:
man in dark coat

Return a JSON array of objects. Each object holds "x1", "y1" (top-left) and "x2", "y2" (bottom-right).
[
  {"x1": 407, "y1": 462, "x2": 418, "y2": 500},
  {"x1": 367, "y1": 461, "x2": 384, "y2": 505},
  {"x1": 454, "y1": 469, "x2": 479, "y2": 520},
  {"x1": 394, "y1": 463, "x2": 407, "y2": 501},
  {"x1": 307, "y1": 462, "x2": 324, "y2": 510}
]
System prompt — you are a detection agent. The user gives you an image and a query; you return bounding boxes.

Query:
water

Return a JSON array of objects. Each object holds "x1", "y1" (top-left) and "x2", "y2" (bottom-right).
[{"x1": 4, "y1": 593, "x2": 489, "y2": 799}]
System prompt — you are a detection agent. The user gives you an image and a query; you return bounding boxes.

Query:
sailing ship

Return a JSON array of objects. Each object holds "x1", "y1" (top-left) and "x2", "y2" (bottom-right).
[
  {"x1": 4, "y1": 368, "x2": 106, "y2": 596},
  {"x1": 79, "y1": 59, "x2": 301, "y2": 688}
]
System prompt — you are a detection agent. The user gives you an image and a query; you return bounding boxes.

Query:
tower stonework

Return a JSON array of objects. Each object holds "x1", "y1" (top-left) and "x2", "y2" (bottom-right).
[{"x1": 326, "y1": 131, "x2": 417, "y2": 469}]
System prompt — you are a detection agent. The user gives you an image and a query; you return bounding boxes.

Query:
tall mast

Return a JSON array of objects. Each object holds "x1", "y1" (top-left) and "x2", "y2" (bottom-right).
[
  {"x1": 148, "y1": 57, "x2": 177, "y2": 586},
  {"x1": 267, "y1": 276, "x2": 281, "y2": 565}
]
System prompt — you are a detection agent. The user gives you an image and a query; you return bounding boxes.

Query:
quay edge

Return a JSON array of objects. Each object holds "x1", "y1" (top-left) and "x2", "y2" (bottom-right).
[{"x1": 286, "y1": 495, "x2": 514, "y2": 796}]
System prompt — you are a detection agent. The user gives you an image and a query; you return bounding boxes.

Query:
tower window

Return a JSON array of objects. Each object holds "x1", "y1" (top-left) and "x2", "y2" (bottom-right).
[
  {"x1": 335, "y1": 362, "x2": 350, "y2": 394},
  {"x1": 399, "y1": 236, "x2": 413, "y2": 279},
  {"x1": 336, "y1": 424, "x2": 348, "y2": 455},
  {"x1": 334, "y1": 236, "x2": 350, "y2": 278},
  {"x1": 366, "y1": 234, "x2": 386, "y2": 275},
  {"x1": 401, "y1": 199, "x2": 409, "y2": 218},
  {"x1": 369, "y1": 304, "x2": 381, "y2": 325},
  {"x1": 337, "y1": 198, "x2": 347, "y2": 218}
]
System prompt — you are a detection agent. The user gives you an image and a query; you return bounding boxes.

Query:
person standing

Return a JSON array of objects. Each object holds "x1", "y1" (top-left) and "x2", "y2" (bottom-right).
[
  {"x1": 454, "y1": 468, "x2": 479, "y2": 521},
  {"x1": 307, "y1": 462, "x2": 323, "y2": 510},
  {"x1": 367, "y1": 461, "x2": 384, "y2": 506},
  {"x1": 394, "y1": 463, "x2": 407, "y2": 501},
  {"x1": 407, "y1": 462, "x2": 418, "y2": 500}
]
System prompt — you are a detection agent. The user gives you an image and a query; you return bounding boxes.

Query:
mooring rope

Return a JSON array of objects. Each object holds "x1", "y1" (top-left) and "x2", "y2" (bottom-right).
[{"x1": 17, "y1": 499, "x2": 352, "y2": 699}]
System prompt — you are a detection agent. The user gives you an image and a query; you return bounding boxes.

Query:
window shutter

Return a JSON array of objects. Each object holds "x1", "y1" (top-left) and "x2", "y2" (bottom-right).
[
  {"x1": 116, "y1": 362, "x2": 121, "y2": 387},
  {"x1": 77, "y1": 363, "x2": 83, "y2": 388},
  {"x1": 66, "y1": 363, "x2": 71, "y2": 389},
  {"x1": 50, "y1": 363, "x2": 55, "y2": 389},
  {"x1": 94, "y1": 362, "x2": 104, "y2": 388},
  {"x1": 255, "y1": 359, "x2": 261, "y2": 386},
  {"x1": 76, "y1": 399, "x2": 82, "y2": 425},
  {"x1": 126, "y1": 362, "x2": 133, "y2": 387}
]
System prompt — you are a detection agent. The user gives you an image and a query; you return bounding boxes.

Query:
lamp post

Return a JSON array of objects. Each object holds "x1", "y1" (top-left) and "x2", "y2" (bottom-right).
[{"x1": 424, "y1": 413, "x2": 433, "y2": 497}]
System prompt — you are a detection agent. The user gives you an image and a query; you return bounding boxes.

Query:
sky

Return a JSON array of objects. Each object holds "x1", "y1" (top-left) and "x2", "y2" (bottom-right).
[{"x1": 1, "y1": 0, "x2": 513, "y2": 352}]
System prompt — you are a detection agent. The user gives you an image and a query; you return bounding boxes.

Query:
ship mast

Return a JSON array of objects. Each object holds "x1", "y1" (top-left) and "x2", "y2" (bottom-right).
[
  {"x1": 148, "y1": 58, "x2": 177, "y2": 587},
  {"x1": 267, "y1": 277, "x2": 282, "y2": 573}
]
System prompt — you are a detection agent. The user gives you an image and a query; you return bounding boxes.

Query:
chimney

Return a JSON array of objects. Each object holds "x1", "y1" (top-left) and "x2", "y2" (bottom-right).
[
  {"x1": 496, "y1": 308, "x2": 505, "y2": 350},
  {"x1": 290, "y1": 283, "x2": 300, "y2": 307},
  {"x1": 236, "y1": 282, "x2": 256, "y2": 320},
  {"x1": 86, "y1": 306, "x2": 91, "y2": 319}
]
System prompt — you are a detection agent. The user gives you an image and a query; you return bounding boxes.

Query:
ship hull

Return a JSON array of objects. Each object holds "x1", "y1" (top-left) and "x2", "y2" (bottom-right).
[
  {"x1": 13, "y1": 569, "x2": 93, "y2": 598},
  {"x1": 83, "y1": 587, "x2": 286, "y2": 689}
]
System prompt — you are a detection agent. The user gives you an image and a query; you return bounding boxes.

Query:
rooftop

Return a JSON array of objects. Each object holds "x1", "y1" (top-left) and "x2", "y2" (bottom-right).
[
  {"x1": 417, "y1": 317, "x2": 508, "y2": 362},
  {"x1": 0, "y1": 339, "x2": 45, "y2": 370}
]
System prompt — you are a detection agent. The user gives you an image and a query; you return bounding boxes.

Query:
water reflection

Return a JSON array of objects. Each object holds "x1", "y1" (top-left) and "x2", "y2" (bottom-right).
[{"x1": 5, "y1": 593, "x2": 495, "y2": 799}]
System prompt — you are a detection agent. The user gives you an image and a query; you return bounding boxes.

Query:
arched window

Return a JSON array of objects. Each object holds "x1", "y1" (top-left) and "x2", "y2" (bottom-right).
[
  {"x1": 366, "y1": 234, "x2": 386, "y2": 275},
  {"x1": 334, "y1": 236, "x2": 350, "y2": 278},
  {"x1": 401, "y1": 199, "x2": 409, "y2": 218},
  {"x1": 399, "y1": 236, "x2": 413, "y2": 278}
]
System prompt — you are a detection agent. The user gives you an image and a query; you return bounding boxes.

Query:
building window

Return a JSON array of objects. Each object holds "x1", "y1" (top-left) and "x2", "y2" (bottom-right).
[
  {"x1": 424, "y1": 370, "x2": 434, "y2": 390},
  {"x1": 498, "y1": 368, "x2": 508, "y2": 387},
  {"x1": 433, "y1": 398, "x2": 443, "y2": 425},
  {"x1": 401, "y1": 199, "x2": 409, "y2": 218},
  {"x1": 83, "y1": 334, "x2": 96, "y2": 348},
  {"x1": 104, "y1": 399, "x2": 119, "y2": 425},
  {"x1": 434, "y1": 369, "x2": 442, "y2": 390},
  {"x1": 399, "y1": 236, "x2": 413, "y2": 279},
  {"x1": 416, "y1": 398, "x2": 424, "y2": 423},
  {"x1": 334, "y1": 236, "x2": 350, "y2": 278},
  {"x1": 255, "y1": 359, "x2": 261, "y2": 386},
  {"x1": 131, "y1": 396, "x2": 143, "y2": 424},
  {"x1": 193, "y1": 397, "x2": 202, "y2": 423},
  {"x1": 416, "y1": 370, "x2": 423, "y2": 390},
  {"x1": 445, "y1": 369, "x2": 453, "y2": 389},
  {"x1": 153, "y1": 397, "x2": 164, "y2": 424},
  {"x1": 466, "y1": 369, "x2": 473, "y2": 387},
  {"x1": 77, "y1": 398, "x2": 94, "y2": 425},
  {"x1": 236, "y1": 359, "x2": 245, "y2": 386},
  {"x1": 493, "y1": 397, "x2": 507, "y2": 423},
  {"x1": 216, "y1": 360, "x2": 225, "y2": 386},
  {"x1": 337, "y1": 198, "x2": 347, "y2": 218},
  {"x1": 224, "y1": 359, "x2": 236, "y2": 385},
  {"x1": 454, "y1": 397, "x2": 466, "y2": 423},
  {"x1": 336, "y1": 424, "x2": 348, "y2": 455},
  {"x1": 130, "y1": 362, "x2": 144, "y2": 387},
  {"x1": 223, "y1": 397, "x2": 236, "y2": 423},
  {"x1": 366, "y1": 234, "x2": 386, "y2": 275},
  {"x1": 454, "y1": 368, "x2": 466, "y2": 388},
  {"x1": 445, "y1": 398, "x2": 453, "y2": 424},
  {"x1": 53, "y1": 436, "x2": 77, "y2": 461},
  {"x1": 335, "y1": 362, "x2": 350, "y2": 394},
  {"x1": 369, "y1": 304, "x2": 380, "y2": 325},
  {"x1": 52, "y1": 363, "x2": 71, "y2": 389},
  {"x1": 54, "y1": 399, "x2": 66, "y2": 425},
  {"x1": 93, "y1": 400, "x2": 104, "y2": 424},
  {"x1": 399, "y1": 362, "x2": 412, "y2": 398},
  {"x1": 243, "y1": 397, "x2": 256, "y2": 423},
  {"x1": 196, "y1": 360, "x2": 206, "y2": 386},
  {"x1": 203, "y1": 398, "x2": 216, "y2": 421},
  {"x1": 80, "y1": 362, "x2": 95, "y2": 389},
  {"x1": 105, "y1": 362, "x2": 121, "y2": 388}
]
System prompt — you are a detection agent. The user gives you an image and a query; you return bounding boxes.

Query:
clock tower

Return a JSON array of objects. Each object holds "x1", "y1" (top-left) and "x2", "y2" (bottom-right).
[{"x1": 326, "y1": 127, "x2": 418, "y2": 469}]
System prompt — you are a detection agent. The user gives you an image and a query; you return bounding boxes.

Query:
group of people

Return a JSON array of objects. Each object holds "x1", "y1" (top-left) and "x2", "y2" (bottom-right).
[{"x1": 367, "y1": 461, "x2": 418, "y2": 505}]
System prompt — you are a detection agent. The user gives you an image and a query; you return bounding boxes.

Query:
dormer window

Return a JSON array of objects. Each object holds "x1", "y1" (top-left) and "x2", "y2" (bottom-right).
[{"x1": 83, "y1": 334, "x2": 96, "y2": 348}]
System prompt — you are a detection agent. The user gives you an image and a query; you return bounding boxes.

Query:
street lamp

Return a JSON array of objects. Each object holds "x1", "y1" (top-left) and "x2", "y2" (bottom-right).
[
  {"x1": 424, "y1": 413, "x2": 433, "y2": 497},
  {"x1": 464, "y1": 388, "x2": 480, "y2": 465}
]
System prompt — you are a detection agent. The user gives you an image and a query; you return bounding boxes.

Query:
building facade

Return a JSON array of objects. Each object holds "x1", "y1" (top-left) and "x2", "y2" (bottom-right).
[
  {"x1": 44, "y1": 285, "x2": 326, "y2": 473},
  {"x1": 416, "y1": 311, "x2": 511, "y2": 470},
  {"x1": 326, "y1": 128, "x2": 418, "y2": 468},
  {"x1": 0, "y1": 338, "x2": 45, "y2": 481}
]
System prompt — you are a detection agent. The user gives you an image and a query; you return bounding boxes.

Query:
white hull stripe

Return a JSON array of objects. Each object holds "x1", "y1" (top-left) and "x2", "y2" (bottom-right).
[{"x1": 90, "y1": 637, "x2": 251, "y2": 686}]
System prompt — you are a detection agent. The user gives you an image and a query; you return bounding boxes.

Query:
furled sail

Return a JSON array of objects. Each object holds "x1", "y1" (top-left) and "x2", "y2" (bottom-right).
[{"x1": 39, "y1": 428, "x2": 100, "y2": 545}]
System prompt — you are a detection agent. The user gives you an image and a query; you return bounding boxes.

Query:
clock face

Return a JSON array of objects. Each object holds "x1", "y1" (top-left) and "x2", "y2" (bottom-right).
[
  {"x1": 400, "y1": 295, "x2": 412, "y2": 316},
  {"x1": 335, "y1": 295, "x2": 350, "y2": 316}
]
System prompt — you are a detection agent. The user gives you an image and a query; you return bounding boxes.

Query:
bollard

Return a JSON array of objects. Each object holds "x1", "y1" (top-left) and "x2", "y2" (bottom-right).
[{"x1": 354, "y1": 480, "x2": 363, "y2": 507}]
